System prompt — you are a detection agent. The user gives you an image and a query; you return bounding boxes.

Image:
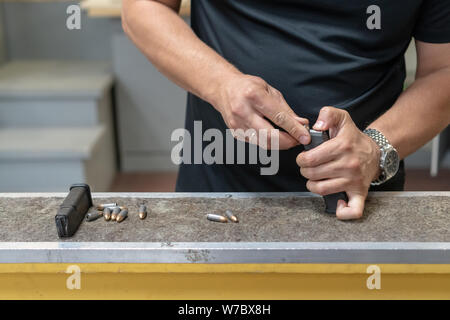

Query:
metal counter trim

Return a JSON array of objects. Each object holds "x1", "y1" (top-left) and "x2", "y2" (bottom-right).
[
  {"x1": 1, "y1": 191, "x2": 449, "y2": 198},
  {"x1": 0, "y1": 242, "x2": 449, "y2": 264}
]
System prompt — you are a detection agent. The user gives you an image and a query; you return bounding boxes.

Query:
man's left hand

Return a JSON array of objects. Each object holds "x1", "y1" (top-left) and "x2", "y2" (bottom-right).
[{"x1": 296, "y1": 106, "x2": 381, "y2": 220}]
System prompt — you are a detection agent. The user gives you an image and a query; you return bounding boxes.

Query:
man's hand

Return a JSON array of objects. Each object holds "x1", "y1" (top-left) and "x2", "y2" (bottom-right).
[
  {"x1": 122, "y1": 1, "x2": 310, "y2": 150},
  {"x1": 216, "y1": 74, "x2": 311, "y2": 149},
  {"x1": 296, "y1": 107, "x2": 381, "y2": 220}
]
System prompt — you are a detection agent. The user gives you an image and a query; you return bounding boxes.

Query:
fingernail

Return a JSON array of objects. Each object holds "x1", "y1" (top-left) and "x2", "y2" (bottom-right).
[
  {"x1": 300, "y1": 135, "x2": 309, "y2": 144},
  {"x1": 314, "y1": 120, "x2": 325, "y2": 130}
]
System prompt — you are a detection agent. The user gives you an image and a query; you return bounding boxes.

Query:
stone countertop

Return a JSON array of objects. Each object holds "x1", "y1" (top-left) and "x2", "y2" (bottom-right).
[{"x1": 0, "y1": 192, "x2": 449, "y2": 243}]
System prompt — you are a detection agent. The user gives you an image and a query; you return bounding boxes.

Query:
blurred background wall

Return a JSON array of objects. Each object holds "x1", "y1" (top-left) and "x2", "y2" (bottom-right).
[
  {"x1": 0, "y1": 4, "x2": 6, "y2": 63},
  {"x1": 0, "y1": 0, "x2": 448, "y2": 192}
]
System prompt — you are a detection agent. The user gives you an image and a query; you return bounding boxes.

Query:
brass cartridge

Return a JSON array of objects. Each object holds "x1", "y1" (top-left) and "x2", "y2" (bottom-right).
[{"x1": 206, "y1": 214, "x2": 228, "y2": 223}]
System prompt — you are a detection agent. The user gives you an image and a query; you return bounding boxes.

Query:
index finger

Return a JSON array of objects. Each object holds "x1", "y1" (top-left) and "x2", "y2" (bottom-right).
[
  {"x1": 260, "y1": 89, "x2": 311, "y2": 145},
  {"x1": 269, "y1": 110, "x2": 311, "y2": 145},
  {"x1": 250, "y1": 114, "x2": 300, "y2": 150}
]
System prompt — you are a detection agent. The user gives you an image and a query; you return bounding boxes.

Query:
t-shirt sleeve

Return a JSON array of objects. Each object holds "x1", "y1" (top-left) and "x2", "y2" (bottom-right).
[{"x1": 413, "y1": 0, "x2": 450, "y2": 43}]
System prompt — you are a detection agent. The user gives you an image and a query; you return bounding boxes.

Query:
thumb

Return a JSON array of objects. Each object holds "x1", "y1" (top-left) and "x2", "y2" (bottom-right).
[
  {"x1": 312, "y1": 106, "x2": 348, "y2": 132},
  {"x1": 335, "y1": 192, "x2": 366, "y2": 220}
]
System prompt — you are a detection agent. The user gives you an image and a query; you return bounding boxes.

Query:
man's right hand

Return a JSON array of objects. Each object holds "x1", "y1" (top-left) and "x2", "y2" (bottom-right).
[
  {"x1": 215, "y1": 74, "x2": 311, "y2": 150},
  {"x1": 122, "y1": 1, "x2": 309, "y2": 150}
]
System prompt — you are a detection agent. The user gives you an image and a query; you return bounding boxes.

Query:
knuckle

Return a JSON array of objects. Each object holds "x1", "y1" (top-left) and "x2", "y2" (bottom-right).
[
  {"x1": 315, "y1": 184, "x2": 326, "y2": 196},
  {"x1": 242, "y1": 77, "x2": 266, "y2": 100},
  {"x1": 272, "y1": 88, "x2": 283, "y2": 99},
  {"x1": 289, "y1": 125, "x2": 302, "y2": 141},
  {"x1": 228, "y1": 119, "x2": 238, "y2": 129},
  {"x1": 300, "y1": 167, "x2": 309, "y2": 178},
  {"x1": 341, "y1": 109, "x2": 350, "y2": 117},
  {"x1": 249, "y1": 76, "x2": 266, "y2": 86},
  {"x1": 243, "y1": 85, "x2": 259, "y2": 100},
  {"x1": 274, "y1": 111, "x2": 287, "y2": 126},
  {"x1": 306, "y1": 180, "x2": 314, "y2": 192},
  {"x1": 339, "y1": 140, "x2": 352, "y2": 152},
  {"x1": 296, "y1": 153, "x2": 303, "y2": 166},
  {"x1": 320, "y1": 106, "x2": 333, "y2": 116},
  {"x1": 347, "y1": 158, "x2": 360, "y2": 170},
  {"x1": 289, "y1": 126, "x2": 299, "y2": 140},
  {"x1": 229, "y1": 104, "x2": 245, "y2": 118},
  {"x1": 302, "y1": 153, "x2": 314, "y2": 166},
  {"x1": 306, "y1": 181, "x2": 322, "y2": 195}
]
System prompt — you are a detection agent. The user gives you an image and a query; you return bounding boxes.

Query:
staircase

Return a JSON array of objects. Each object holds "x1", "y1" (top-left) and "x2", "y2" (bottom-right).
[{"x1": 0, "y1": 60, "x2": 116, "y2": 192}]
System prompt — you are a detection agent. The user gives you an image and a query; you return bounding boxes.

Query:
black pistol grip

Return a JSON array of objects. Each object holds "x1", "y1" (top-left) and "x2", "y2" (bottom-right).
[
  {"x1": 303, "y1": 129, "x2": 348, "y2": 214},
  {"x1": 323, "y1": 192, "x2": 349, "y2": 214}
]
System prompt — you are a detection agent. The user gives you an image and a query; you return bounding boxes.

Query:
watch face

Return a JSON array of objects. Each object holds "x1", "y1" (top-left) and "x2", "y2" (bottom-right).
[{"x1": 384, "y1": 149, "x2": 399, "y2": 177}]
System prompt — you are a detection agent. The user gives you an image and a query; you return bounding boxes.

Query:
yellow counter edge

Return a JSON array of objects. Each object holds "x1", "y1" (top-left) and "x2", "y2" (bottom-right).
[
  {"x1": 0, "y1": 263, "x2": 449, "y2": 299},
  {"x1": 1, "y1": 263, "x2": 450, "y2": 274}
]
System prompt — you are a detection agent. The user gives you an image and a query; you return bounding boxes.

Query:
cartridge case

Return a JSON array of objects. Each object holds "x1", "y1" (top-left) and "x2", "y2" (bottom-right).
[
  {"x1": 86, "y1": 211, "x2": 102, "y2": 222},
  {"x1": 111, "y1": 207, "x2": 121, "y2": 221},
  {"x1": 116, "y1": 210, "x2": 128, "y2": 223},
  {"x1": 96, "y1": 203, "x2": 118, "y2": 211},
  {"x1": 103, "y1": 207, "x2": 112, "y2": 221},
  {"x1": 139, "y1": 205, "x2": 147, "y2": 220},
  {"x1": 225, "y1": 210, "x2": 239, "y2": 223},
  {"x1": 206, "y1": 214, "x2": 227, "y2": 223}
]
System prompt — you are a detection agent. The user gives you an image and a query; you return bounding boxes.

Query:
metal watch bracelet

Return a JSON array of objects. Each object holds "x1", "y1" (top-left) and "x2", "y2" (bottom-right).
[{"x1": 363, "y1": 128, "x2": 399, "y2": 186}]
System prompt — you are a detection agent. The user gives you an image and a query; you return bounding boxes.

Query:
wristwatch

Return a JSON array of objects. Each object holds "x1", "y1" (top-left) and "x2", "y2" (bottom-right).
[{"x1": 363, "y1": 128, "x2": 400, "y2": 186}]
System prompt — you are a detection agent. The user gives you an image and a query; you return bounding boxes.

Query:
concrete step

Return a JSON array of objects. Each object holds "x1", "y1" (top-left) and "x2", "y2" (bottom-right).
[
  {"x1": 0, "y1": 60, "x2": 113, "y2": 127},
  {"x1": 0, "y1": 126, "x2": 116, "y2": 192}
]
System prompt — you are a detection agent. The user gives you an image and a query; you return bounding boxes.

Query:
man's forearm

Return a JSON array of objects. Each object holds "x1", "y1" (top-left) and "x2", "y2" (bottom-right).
[
  {"x1": 121, "y1": 0, "x2": 311, "y2": 149},
  {"x1": 368, "y1": 67, "x2": 450, "y2": 159},
  {"x1": 121, "y1": 0, "x2": 241, "y2": 107}
]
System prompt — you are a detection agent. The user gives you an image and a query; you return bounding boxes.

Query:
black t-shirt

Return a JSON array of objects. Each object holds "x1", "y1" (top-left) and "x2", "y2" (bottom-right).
[{"x1": 176, "y1": 0, "x2": 450, "y2": 192}]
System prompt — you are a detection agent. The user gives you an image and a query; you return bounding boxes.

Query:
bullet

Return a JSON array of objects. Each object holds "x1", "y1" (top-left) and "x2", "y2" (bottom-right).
[
  {"x1": 96, "y1": 203, "x2": 118, "y2": 211},
  {"x1": 103, "y1": 207, "x2": 112, "y2": 221},
  {"x1": 206, "y1": 214, "x2": 227, "y2": 223},
  {"x1": 111, "y1": 206, "x2": 121, "y2": 221},
  {"x1": 86, "y1": 211, "x2": 102, "y2": 222},
  {"x1": 116, "y1": 210, "x2": 128, "y2": 223},
  {"x1": 225, "y1": 210, "x2": 239, "y2": 223},
  {"x1": 98, "y1": 205, "x2": 126, "y2": 212},
  {"x1": 139, "y1": 205, "x2": 147, "y2": 220}
]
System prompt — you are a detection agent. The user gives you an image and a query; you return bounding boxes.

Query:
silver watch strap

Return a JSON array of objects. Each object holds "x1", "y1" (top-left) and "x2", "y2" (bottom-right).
[
  {"x1": 364, "y1": 128, "x2": 390, "y2": 148},
  {"x1": 363, "y1": 128, "x2": 391, "y2": 185}
]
